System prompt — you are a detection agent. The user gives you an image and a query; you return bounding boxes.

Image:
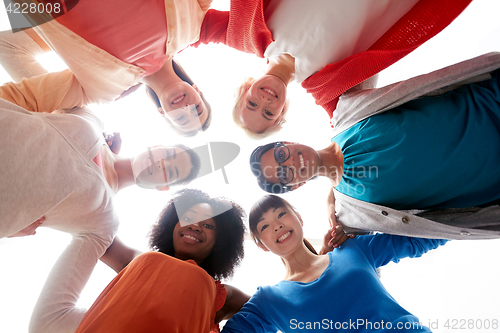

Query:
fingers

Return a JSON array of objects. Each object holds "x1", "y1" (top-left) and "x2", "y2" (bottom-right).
[
  {"x1": 103, "y1": 132, "x2": 122, "y2": 155},
  {"x1": 8, "y1": 216, "x2": 45, "y2": 238},
  {"x1": 327, "y1": 225, "x2": 353, "y2": 249}
]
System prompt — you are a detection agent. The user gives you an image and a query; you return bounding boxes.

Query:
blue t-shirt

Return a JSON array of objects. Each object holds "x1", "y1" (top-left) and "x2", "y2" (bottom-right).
[
  {"x1": 222, "y1": 234, "x2": 447, "y2": 333},
  {"x1": 332, "y1": 69, "x2": 500, "y2": 210}
]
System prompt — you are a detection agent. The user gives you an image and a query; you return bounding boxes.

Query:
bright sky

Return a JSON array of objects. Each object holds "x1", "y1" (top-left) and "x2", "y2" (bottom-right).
[{"x1": 1, "y1": 1, "x2": 500, "y2": 332}]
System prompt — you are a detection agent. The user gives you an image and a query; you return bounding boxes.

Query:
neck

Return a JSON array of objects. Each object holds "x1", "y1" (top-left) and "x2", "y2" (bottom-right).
[
  {"x1": 114, "y1": 156, "x2": 136, "y2": 192},
  {"x1": 265, "y1": 54, "x2": 295, "y2": 86},
  {"x1": 317, "y1": 142, "x2": 344, "y2": 186},
  {"x1": 282, "y1": 242, "x2": 325, "y2": 282},
  {"x1": 140, "y1": 58, "x2": 178, "y2": 92}
]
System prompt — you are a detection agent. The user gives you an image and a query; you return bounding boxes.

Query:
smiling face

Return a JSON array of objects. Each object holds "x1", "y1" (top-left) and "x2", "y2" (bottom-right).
[
  {"x1": 259, "y1": 143, "x2": 321, "y2": 187},
  {"x1": 255, "y1": 206, "x2": 304, "y2": 257},
  {"x1": 158, "y1": 82, "x2": 208, "y2": 133},
  {"x1": 172, "y1": 203, "x2": 217, "y2": 264},
  {"x1": 239, "y1": 75, "x2": 288, "y2": 133},
  {"x1": 132, "y1": 146, "x2": 193, "y2": 190}
]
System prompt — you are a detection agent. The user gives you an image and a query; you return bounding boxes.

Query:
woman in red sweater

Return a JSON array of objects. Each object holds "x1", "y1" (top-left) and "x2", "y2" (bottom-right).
[{"x1": 193, "y1": 0, "x2": 471, "y2": 137}]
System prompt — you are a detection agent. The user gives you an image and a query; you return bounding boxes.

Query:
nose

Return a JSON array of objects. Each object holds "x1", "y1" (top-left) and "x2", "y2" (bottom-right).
[
  {"x1": 188, "y1": 222, "x2": 201, "y2": 232},
  {"x1": 274, "y1": 224, "x2": 283, "y2": 232},
  {"x1": 260, "y1": 94, "x2": 272, "y2": 103}
]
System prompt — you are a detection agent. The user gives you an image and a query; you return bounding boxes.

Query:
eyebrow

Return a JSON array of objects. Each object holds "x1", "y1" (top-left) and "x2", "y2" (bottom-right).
[
  {"x1": 257, "y1": 207, "x2": 279, "y2": 223},
  {"x1": 173, "y1": 149, "x2": 177, "y2": 159},
  {"x1": 180, "y1": 120, "x2": 189, "y2": 126},
  {"x1": 175, "y1": 166, "x2": 179, "y2": 180}
]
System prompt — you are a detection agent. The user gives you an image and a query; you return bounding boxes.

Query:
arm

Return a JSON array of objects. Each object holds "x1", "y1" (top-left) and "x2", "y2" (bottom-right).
[
  {"x1": 318, "y1": 188, "x2": 354, "y2": 254},
  {"x1": 0, "y1": 29, "x2": 48, "y2": 82},
  {"x1": 220, "y1": 291, "x2": 274, "y2": 333},
  {"x1": 99, "y1": 237, "x2": 142, "y2": 273},
  {"x1": 360, "y1": 234, "x2": 448, "y2": 269},
  {"x1": 0, "y1": 70, "x2": 90, "y2": 112},
  {"x1": 192, "y1": 0, "x2": 273, "y2": 57},
  {"x1": 318, "y1": 224, "x2": 354, "y2": 255},
  {"x1": 29, "y1": 233, "x2": 112, "y2": 333},
  {"x1": 7, "y1": 216, "x2": 45, "y2": 238},
  {"x1": 0, "y1": 29, "x2": 90, "y2": 112},
  {"x1": 326, "y1": 187, "x2": 336, "y2": 228},
  {"x1": 214, "y1": 285, "x2": 251, "y2": 325}
]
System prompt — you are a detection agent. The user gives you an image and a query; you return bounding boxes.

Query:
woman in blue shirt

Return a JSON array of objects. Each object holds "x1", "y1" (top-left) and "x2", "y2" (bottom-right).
[{"x1": 222, "y1": 195, "x2": 447, "y2": 333}]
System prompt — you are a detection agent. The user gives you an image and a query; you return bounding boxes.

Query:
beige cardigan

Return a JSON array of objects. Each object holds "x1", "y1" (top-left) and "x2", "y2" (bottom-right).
[{"x1": 0, "y1": 0, "x2": 211, "y2": 111}]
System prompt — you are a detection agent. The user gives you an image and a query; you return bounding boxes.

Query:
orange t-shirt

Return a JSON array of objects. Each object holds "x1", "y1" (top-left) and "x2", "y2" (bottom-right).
[{"x1": 75, "y1": 252, "x2": 226, "y2": 333}]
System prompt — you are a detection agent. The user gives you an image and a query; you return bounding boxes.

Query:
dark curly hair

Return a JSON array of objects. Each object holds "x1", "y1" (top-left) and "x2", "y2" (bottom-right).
[{"x1": 149, "y1": 189, "x2": 246, "y2": 280}]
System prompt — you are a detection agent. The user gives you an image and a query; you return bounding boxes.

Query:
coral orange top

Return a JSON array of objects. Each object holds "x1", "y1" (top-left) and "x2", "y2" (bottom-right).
[
  {"x1": 56, "y1": 0, "x2": 167, "y2": 76},
  {"x1": 75, "y1": 252, "x2": 227, "y2": 333}
]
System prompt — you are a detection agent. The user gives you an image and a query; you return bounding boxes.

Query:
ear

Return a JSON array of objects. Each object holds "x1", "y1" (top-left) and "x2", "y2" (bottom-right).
[
  {"x1": 295, "y1": 211, "x2": 304, "y2": 226},
  {"x1": 192, "y1": 84, "x2": 201, "y2": 94},
  {"x1": 156, "y1": 185, "x2": 170, "y2": 191},
  {"x1": 290, "y1": 182, "x2": 306, "y2": 191},
  {"x1": 275, "y1": 113, "x2": 286, "y2": 126},
  {"x1": 257, "y1": 242, "x2": 270, "y2": 252},
  {"x1": 157, "y1": 107, "x2": 165, "y2": 115}
]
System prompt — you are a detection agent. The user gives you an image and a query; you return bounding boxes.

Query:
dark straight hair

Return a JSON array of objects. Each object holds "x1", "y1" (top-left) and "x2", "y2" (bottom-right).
[
  {"x1": 145, "y1": 59, "x2": 212, "y2": 137},
  {"x1": 249, "y1": 195, "x2": 317, "y2": 255}
]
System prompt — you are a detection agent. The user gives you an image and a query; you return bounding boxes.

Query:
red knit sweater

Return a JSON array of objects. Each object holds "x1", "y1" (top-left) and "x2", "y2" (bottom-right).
[{"x1": 194, "y1": 0, "x2": 472, "y2": 118}]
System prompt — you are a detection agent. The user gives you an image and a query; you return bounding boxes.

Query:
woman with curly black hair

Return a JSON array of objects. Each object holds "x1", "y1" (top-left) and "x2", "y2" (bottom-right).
[
  {"x1": 30, "y1": 189, "x2": 249, "y2": 333},
  {"x1": 148, "y1": 188, "x2": 245, "y2": 281}
]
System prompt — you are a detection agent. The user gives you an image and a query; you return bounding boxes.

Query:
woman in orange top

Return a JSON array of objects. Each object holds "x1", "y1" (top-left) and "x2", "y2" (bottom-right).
[{"x1": 29, "y1": 189, "x2": 249, "y2": 333}]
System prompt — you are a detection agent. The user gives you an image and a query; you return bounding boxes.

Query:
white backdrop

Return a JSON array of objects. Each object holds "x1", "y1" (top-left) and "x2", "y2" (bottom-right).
[{"x1": 1, "y1": 1, "x2": 500, "y2": 332}]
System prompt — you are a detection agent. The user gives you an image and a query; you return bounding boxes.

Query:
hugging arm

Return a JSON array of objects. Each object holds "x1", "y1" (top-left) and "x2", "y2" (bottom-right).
[
  {"x1": 29, "y1": 234, "x2": 112, "y2": 333},
  {"x1": 0, "y1": 29, "x2": 48, "y2": 82},
  {"x1": 0, "y1": 29, "x2": 89, "y2": 112},
  {"x1": 215, "y1": 285, "x2": 251, "y2": 325},
  {"x1": 99, "y1": 237, "x2": 142, "y2": 273},
  {"x1": 361, "y1": 234, "x2": 449, "y2": 269},
  {"x1": 318, "y1": 188, "x2": 354, "y2": 254}
]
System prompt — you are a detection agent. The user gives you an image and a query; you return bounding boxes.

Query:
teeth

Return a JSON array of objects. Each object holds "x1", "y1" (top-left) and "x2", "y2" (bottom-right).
[
  {"x1": 173, "y1": 95, "x2": 184, "y2": 104},
  {"x1": 183, "y1": 235, "x2": 200, "y2": 242},
  {"x1": 299, "y1": 154, "x2": 305, "y2": 168},
  {"x1": 263, "y1": 88, "x2": 276, "y2": 97},
  {"x1": 277, "y1": 231, "x2": 291, "y2": 243}
]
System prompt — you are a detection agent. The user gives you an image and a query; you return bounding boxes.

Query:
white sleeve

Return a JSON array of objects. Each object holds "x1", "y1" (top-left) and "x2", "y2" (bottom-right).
[{"x1": 29, "y1": 233, "x2": 111, "y2": 333}]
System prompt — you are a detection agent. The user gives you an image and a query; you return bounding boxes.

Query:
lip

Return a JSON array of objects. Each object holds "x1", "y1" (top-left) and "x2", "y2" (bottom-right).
[
  {"x1": 260, "y1": 86, "x2": 278, "y2": 99},
  {"x1": 276, "y1": 230, "x2": 293, "y2": 244},
  {"x1": 298, "y1": 153, "x2": 307, "y2": 176},
  {"x1": 171, "y1": 94, "x2": 186, "y2": 105},
  {"x1": 180, "y1": 230, "x2": 203, "y2": 244}
]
